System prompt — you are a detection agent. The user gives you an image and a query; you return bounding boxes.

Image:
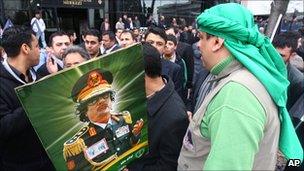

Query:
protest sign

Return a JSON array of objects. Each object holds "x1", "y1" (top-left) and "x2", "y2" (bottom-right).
[{"x1": 16, "y1": 44, "x2": 148, "y2": 171}]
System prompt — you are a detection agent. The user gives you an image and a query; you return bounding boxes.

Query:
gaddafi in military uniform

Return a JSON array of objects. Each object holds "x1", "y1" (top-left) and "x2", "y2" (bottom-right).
[{"x1": 63, "y1": 69, "x2": 144, "y2": 171}]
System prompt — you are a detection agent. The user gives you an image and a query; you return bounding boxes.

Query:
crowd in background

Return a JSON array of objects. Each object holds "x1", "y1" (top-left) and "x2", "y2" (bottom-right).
[{"x1": 1, "y1": 5, "x2": 304, "y2": 171}]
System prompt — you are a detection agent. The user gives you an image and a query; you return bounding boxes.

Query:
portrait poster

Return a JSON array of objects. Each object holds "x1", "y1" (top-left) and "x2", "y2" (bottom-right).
[{"x1": 15, "y1": 44, "x2": 148, "y2": 171}]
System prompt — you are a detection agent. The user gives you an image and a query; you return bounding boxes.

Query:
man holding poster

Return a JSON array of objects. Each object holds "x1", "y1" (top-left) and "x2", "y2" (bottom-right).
[
  {"x1": 0, "y1": 26, "x2": 54, "y2": 171},
  {"x1": 63, "y1": 69, "x2": 144, "y2": 170}
]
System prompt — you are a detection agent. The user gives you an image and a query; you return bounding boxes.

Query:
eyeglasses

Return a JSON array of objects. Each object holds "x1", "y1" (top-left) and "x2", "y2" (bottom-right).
[{"x1": 88, "y1": 93, "x2": 110, "y2": 106}]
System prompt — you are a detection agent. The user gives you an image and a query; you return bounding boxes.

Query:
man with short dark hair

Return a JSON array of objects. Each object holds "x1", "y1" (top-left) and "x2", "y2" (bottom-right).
[
  {"x1": 273, "y1": 32, "x2": 300, "y2": 63},
  {"x1": 145, "y1": 27, "x2": 184, "y2": 99},
  {"x1": 132, "y1": 28, "x2": 142, "y2": 42},
  {"x1": 115, "y1": 28, "x2": 124, "y2": 45},
  {"x1": 83, "y1": 29, "x2": 102, "y2": 58},
  {"x1": 273, "y1": 32, "x2": 304, "y2": 110},
  {"x1": 163, "y1": 34, "x2": 187, "y2": 101},
  {"x1": 102, "y1": 31, "x2": 120, "y2": 54},
  {"x1": 37, "y1": 31, "x2": 71, "y2": 76},
  {"x1": 119, "y1": 30, "x2": 136, "y2": 48},
  {"x1": 166, "y1": 27, "x2": 194, "y2": 95},
  {"x1": 127, "y1": 43, "x2": 188, "y2": 170},
  {"x1": 0, "y1": 26, "x2": 54, "y2": 170},
  {"x1": 66, "y1": 30, "x2": 77, "y2": 45}
]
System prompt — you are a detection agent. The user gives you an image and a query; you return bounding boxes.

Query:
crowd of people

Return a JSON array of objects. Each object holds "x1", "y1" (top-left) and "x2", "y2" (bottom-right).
[{"x1": 0, "y1": 2, "x2": 304, "y2": 171}]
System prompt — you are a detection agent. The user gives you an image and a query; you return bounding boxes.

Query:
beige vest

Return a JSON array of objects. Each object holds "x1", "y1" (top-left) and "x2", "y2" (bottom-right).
[{"x1": 178, "y1": 61, "x2": 280, "y2": 170}]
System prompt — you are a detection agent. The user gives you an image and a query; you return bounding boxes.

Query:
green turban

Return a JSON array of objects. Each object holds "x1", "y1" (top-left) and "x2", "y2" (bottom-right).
[{"x1": 196, "y1": 3, "x2": 303, "y2": 161}]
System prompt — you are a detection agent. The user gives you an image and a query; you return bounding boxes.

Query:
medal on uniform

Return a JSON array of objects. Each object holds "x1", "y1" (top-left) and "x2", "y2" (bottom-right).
[
  {"x1": 115, "y1": 125, "x2": 130, "y2": 138},
  {"x1": 89, "y1": 127, "x2": 97, "y2": 137},
  {"x1": 67, "y1": 160, "x2": 75, "y2": 170},
  {"x1": 85, "y1": 138, "x2": 109, "y2": 160}
]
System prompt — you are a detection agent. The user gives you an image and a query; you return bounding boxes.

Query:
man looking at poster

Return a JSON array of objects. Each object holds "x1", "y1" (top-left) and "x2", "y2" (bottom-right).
[
  {"x1": 0, "y1": 26, "x2": 54, "y2": 170},
  {"x1": 178, "y1": 3, "x2": 302, "y2": 170},
  {"x1": 63, "y1": 69, "x2": 144, "y2": 170}
]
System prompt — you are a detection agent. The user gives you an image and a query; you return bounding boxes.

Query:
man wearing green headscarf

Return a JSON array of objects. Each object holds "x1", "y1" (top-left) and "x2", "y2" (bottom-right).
[{"x1": 178, "y1": 3, "x2": 303, "y2": 170}]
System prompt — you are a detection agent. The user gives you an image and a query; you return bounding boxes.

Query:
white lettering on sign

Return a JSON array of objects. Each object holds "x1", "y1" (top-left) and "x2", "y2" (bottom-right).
[{"x1": 63, "y1": 0, "x2": 82, "y2": 5}]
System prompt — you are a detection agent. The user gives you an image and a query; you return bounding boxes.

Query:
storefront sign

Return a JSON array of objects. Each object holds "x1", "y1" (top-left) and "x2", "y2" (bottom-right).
[
  {"x1": 41, "y1": 0, "x2": 103, "y2": 8},
  {"x1": 63, "y1": 0, "x2": 102, "y2": 6},
  {"x1": 63, "y1": 0, "x2": 83, "y2": 6}
]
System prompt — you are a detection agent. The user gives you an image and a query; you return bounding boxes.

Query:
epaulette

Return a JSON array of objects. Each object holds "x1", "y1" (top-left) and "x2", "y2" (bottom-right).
[
  {"x1": 63, "y1": 126, "x2": 88, "y2": 160},
  {"x1": 121, "y1": 111, "x2": 132, "y2": 124}
]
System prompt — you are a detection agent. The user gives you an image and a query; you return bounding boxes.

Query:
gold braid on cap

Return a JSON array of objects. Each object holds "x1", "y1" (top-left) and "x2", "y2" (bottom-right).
[{"x1": 77, "y1": 71, "x2": 111, "y2": 102}]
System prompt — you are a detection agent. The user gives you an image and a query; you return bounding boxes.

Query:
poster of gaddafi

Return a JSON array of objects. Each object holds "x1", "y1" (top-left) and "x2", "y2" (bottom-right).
[{"x1": 15, "y1": 44, "x2": 148, "y2": 171}]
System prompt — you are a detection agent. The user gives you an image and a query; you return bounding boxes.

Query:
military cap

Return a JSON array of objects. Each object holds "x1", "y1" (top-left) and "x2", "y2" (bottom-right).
[{"x1": 71, "y1": 69, "x2": 114, "y2": 103}]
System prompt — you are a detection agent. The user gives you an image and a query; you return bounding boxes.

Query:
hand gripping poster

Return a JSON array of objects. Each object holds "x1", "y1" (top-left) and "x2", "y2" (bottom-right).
[{"x1": 15, "y1": 44, "x2": 148, "y2": 171}]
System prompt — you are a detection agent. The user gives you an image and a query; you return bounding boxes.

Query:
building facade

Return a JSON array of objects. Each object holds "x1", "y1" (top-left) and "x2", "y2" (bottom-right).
[{"x1": 1, "y1": 0, "x2": 237, "y2": 41}]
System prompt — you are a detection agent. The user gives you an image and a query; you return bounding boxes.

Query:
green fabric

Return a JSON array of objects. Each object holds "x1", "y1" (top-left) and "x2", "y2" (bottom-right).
[
  {"x1": 201, "y1": 82, "x2": 266, "y2": 170},
  {"x1": 210, "y1": 55, "x2": 234, "y2": 75},
  {"x1": 196, "y1": 3, "x2": 303, "y2": 161}
]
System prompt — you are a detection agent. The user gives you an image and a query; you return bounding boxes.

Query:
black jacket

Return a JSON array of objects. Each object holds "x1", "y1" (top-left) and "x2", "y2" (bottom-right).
[
  {"x1": 173, "y1": 55, "x2": 187, "y2": 102},
  {"x1": 37, "y1": 62, "x2": 63, "y2": 77},
  {"x1": 175, "y1": 55, "x2": 186, "y2": 86},
  {"x1": 192, "y1": 42, "x2": 205, "y2": 82},
  {"x1": 286, "y1": 93, "x2": 304, "y2": 171},
  {"x1": 128, "y1": 77, "x2": 189, "y2": 171},
  {"x1": 161, "y1": 59, "x2": 184, "y2": 99},
  {"x1": 102, "y1": 44, "x2": 120, "y2": 55},
  {"x1": 0, "y1": 63, "x2": 54, "y2": 170},
  {"x1": 176, "y1": 42, "x2": 194, "y2": 89},
  {"x1": 287, "y1": 63, "x2": 304, "y2": 110}
]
